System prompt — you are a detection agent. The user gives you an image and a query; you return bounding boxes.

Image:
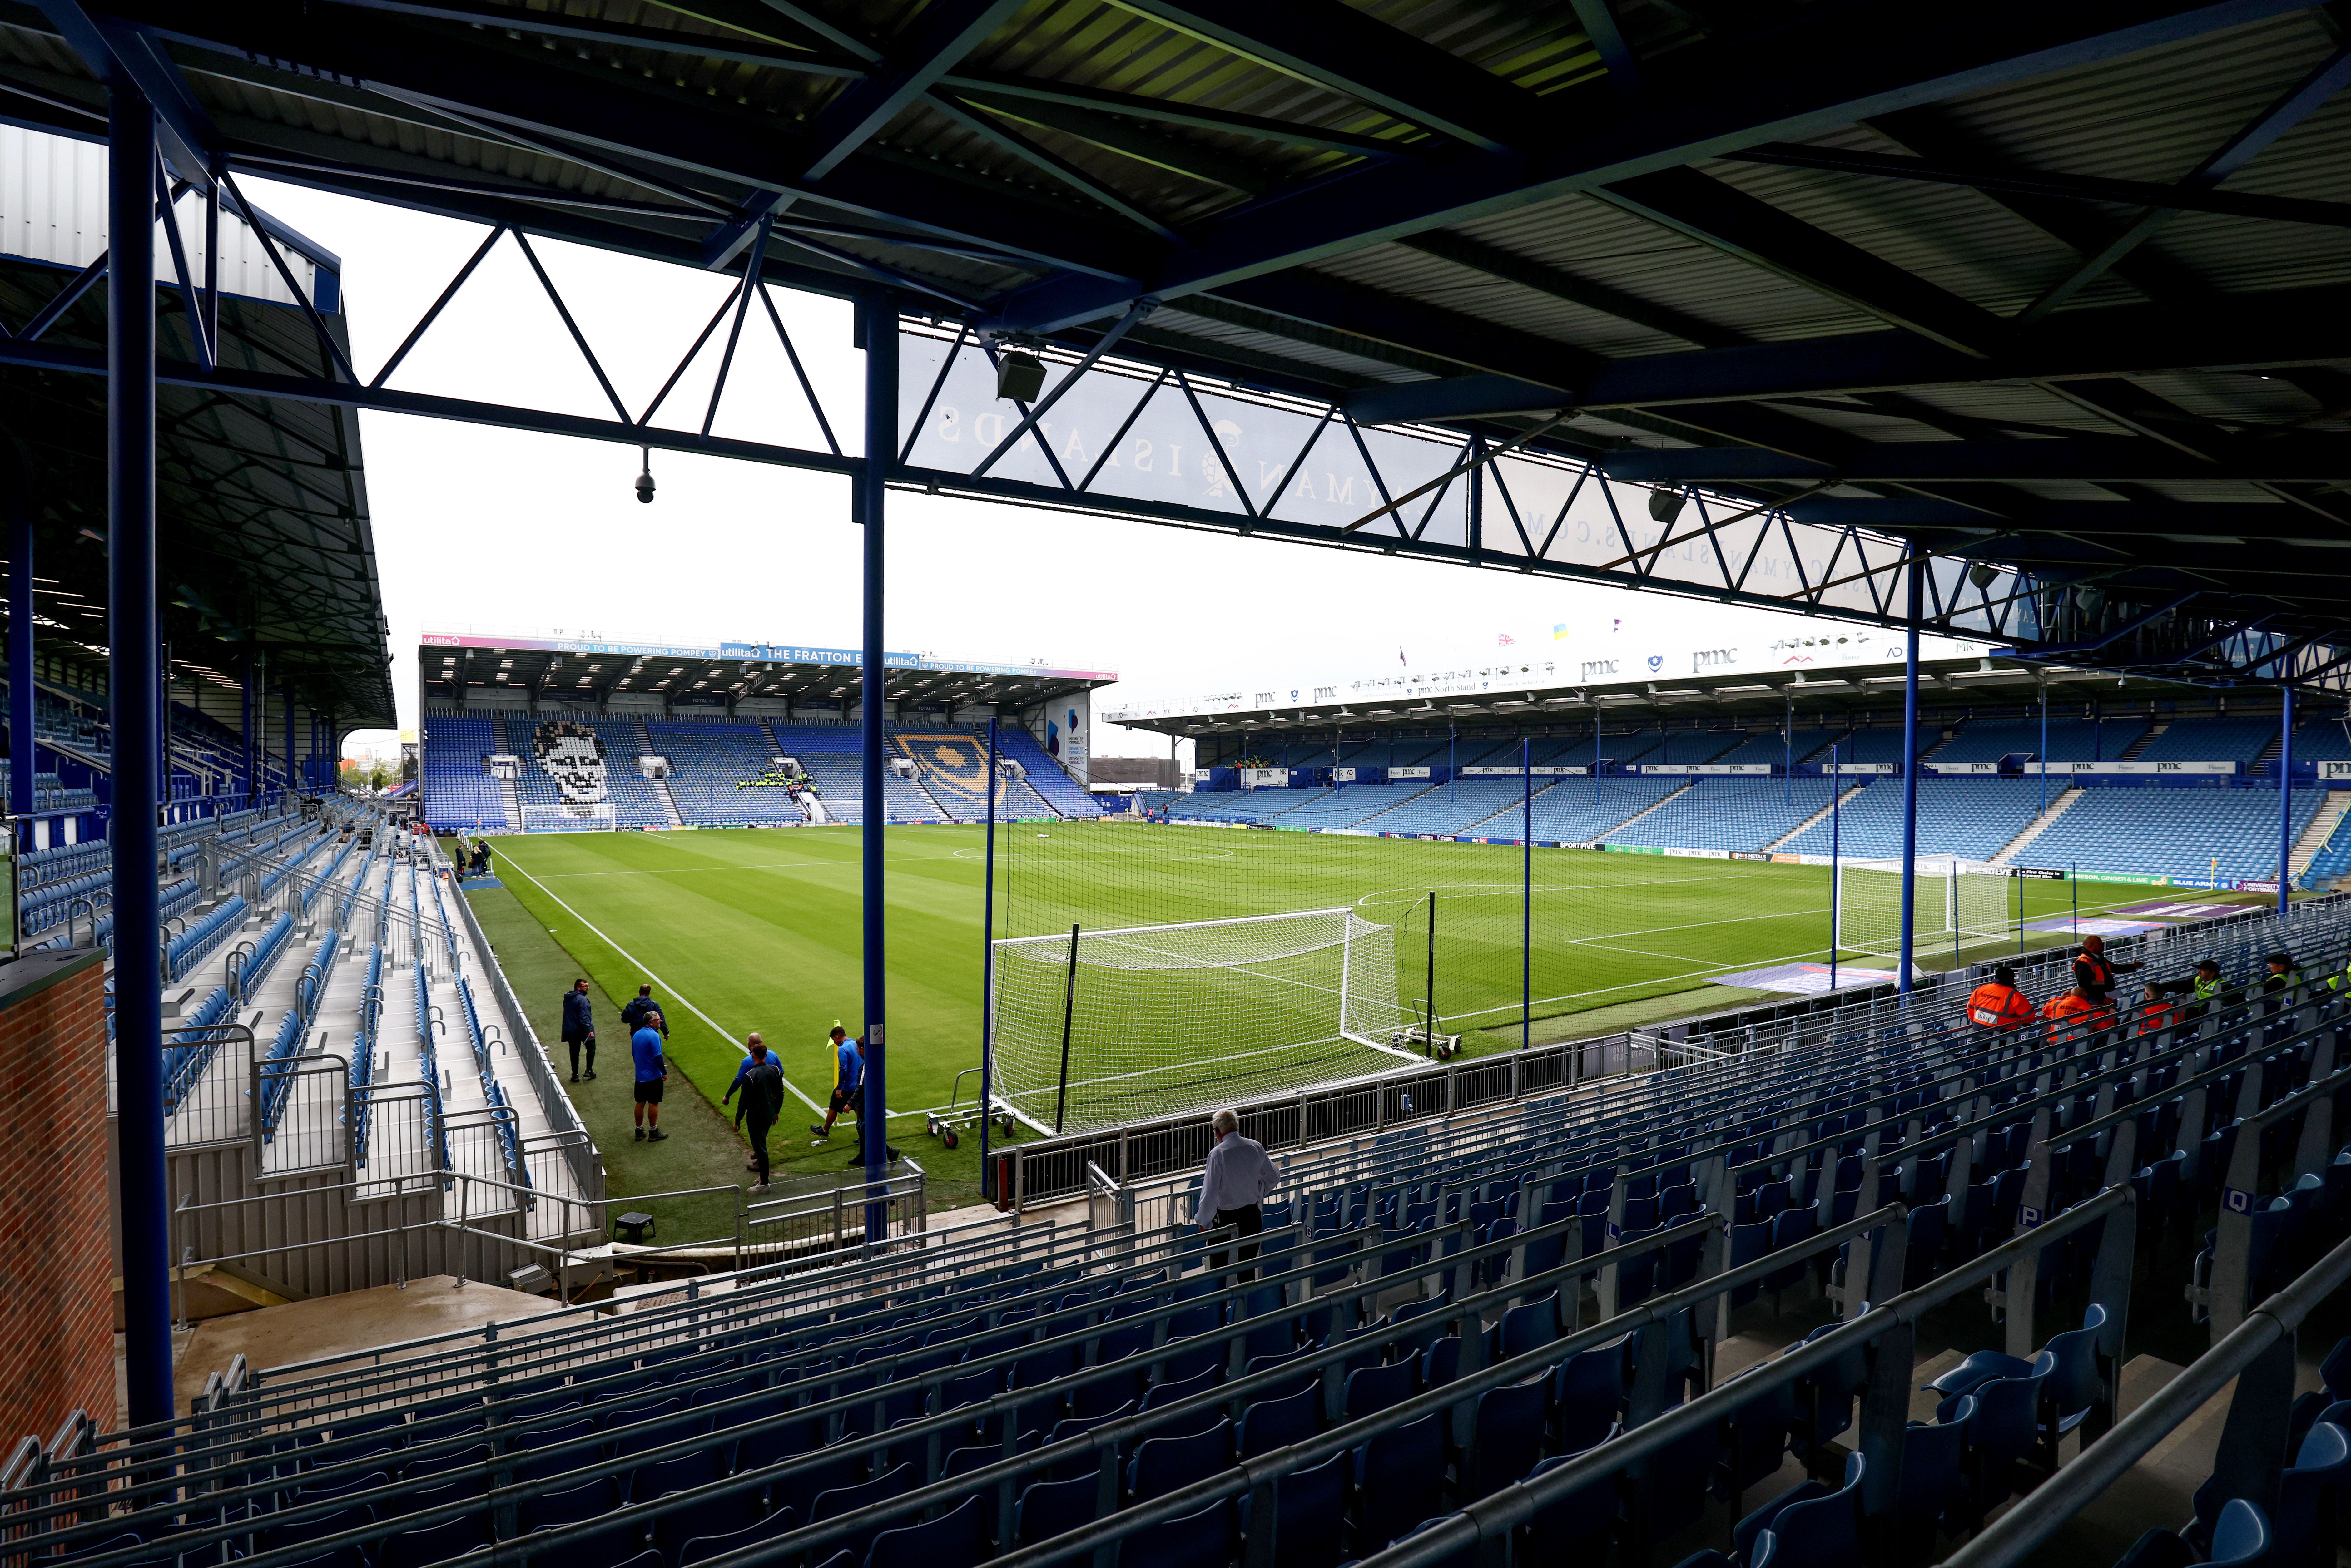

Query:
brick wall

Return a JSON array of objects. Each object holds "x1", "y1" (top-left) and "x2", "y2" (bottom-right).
[{"x1": 0, "y1": 948, "x2": 114, "y2": 1447}]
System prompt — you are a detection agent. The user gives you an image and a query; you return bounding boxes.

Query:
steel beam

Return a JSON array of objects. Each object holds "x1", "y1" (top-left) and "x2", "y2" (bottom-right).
[
  {"x1": 6, "y1": 472, "x2": 29, "y2": 825},
  {"x1": 107, "y1": 77, "x2": 171, "y2": 1431},
  {"x1": 857, "y1": 299, "x2": 897, "y2": 1229}
]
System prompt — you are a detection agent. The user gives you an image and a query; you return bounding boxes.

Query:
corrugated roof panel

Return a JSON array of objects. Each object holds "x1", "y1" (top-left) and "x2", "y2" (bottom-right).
[
  {"x1": 1146, "y1": 307, "x2": 1429, "y2": 383},
  {"x1": 1305, "y1": 241, "x2": 1692, "y2": 357}
]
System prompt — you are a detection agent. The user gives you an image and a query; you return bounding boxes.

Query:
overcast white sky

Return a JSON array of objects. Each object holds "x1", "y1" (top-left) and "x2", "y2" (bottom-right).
[{"x1": 245, "y1": 179, "x2": 1848, "y2": 762}]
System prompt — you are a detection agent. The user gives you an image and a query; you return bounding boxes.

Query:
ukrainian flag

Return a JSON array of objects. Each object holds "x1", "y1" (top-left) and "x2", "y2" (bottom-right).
[{"x1": 1552, "y1": 623, "x2": 1570, "y2": 640}]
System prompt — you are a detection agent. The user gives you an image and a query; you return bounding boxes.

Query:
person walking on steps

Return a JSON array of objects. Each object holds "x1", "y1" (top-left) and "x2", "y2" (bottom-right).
[
  {"x1": 1196, "y1": 1108, "x2": 1283, "y2": 1283},
  {"x1": 810, "y1": 1024, "x2": 860, "y2": 1144},
  {"x1": 632, "y1": 1010, "x2": 668, "y2": 1142},
  {"x1": 729, "y1": 1033, "x2": 785, "y2": 1191},
  {"x1": 561, "y1": 978, "x2": 597, "y2": 1081}
]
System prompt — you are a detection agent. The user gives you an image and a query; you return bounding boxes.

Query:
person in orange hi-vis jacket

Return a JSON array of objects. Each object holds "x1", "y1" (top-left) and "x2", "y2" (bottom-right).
[
  {"x1": 1966, "y1": 965, "x2": 2036, "y2": 1030},
  {"x1": 2041, "y1": 983, "x2": 2114, "y2": 1046}
]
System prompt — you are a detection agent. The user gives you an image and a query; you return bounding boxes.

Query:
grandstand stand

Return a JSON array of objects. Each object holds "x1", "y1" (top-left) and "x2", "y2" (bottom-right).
[
  {"x1": 2136, "y1": 717, "x2": 2279, "y2": 763},
  {"x1": 419, "y1": 713, "x2": 508, "y2": 832},
  {"x1": 2027, "y1": 785, "x2": 2323, "y2": 882},
  {"x1": 1930, "y1": 717, "x2": 2149, "y2": 764},
  {"x1": 997, "y1": 728, "x2": 1100, "y2": 817},
  {"x1": 651, "y1": 721, "x2": 803, "y2": 826}
]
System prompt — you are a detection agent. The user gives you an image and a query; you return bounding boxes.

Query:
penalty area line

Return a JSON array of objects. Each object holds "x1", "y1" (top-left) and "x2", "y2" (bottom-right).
[{"x1": 497, "y1": 853, "x2": 914, "y2": 1120}]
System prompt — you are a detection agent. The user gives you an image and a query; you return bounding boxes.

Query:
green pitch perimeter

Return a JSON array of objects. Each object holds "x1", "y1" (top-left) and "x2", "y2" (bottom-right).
[{"x1": 486, "y1": 823, "x2": 2157, "y2": 1138}]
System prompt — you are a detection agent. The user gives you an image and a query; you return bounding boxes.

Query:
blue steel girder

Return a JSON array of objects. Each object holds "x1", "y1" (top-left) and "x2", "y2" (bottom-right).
[{"x1": 990, "y1": 0, "x2": 2314, "y2": 331}]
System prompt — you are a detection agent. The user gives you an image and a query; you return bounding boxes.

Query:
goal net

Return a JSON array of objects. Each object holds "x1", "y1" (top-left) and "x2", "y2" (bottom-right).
[
  {"x1": 1834, "y1": 857, "x2": 2011, "y2": 966},
  {"x1": 521, "y1": 803, "x2": 617, "y2": 833},
  {"x1": 987, "y1": 907, "x2": 1412, "y2": 1138}
]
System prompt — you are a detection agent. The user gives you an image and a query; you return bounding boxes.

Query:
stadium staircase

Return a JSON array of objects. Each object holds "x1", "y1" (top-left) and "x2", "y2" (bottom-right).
[
  {"x1": 634, "y1": 723, "x2": 687, "y2": 827},
  {"x1": 1989, "y1": 785, "x2": 2085, "y2": 865},
  {"x1": 2288, "y1": 790, "x2": 2351, "y2": 882},
  {"x1": 1573, "y1": 779, "x2": 1693, "y2": 844},
  {"x1": 14, "y1": 893, "x2": 2351, "y2": 1568},
  {"x1": 2116, "y1": 721, "x2": 2164, "y2": 759},
  {"x1": 1761, "y1": 783, "x2": 1862, "y2": 850}
]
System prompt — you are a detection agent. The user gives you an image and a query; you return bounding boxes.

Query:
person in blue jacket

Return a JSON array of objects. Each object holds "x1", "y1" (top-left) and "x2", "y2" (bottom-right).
[
  {"x1": 809, "y1": 1024, "x2": 861, "y2": 1144},
  {"x1": 560, "y1": 979, "x2": 595, "y2": 1081},
  {"x1": 631, "y1": 1011, "x2": 668, "y2": 1142}
]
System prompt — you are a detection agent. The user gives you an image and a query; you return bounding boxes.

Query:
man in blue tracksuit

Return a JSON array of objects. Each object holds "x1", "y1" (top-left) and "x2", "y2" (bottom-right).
[
  {"x1": 560, "y1": 979, "x2": 595, "y2": 1081},
  {"x1": 809, "y1": 1025, "x2": 861, "y2": 1144},
  {"x1": 631, "y1": 1012, "x2": 668, "y2": 1142}
]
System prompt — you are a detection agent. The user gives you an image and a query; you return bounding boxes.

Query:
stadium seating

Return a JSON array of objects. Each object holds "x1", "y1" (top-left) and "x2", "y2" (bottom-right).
[
  {"x1": 770, "y1": 725, "x2": 943, "y2": 825},
  {"x1": 996, "y1": 728, "x2": 1100, "y2": 817},
  {"x1": 1928, "y1": 717, "x2": 2148, "y2": 764},
  {"x1": 2137, "y1": 717, "x2": 2279, "y2": 764},
  {"x1": 2026, "y1": 785, "x2": 2323, "y2": 882},
  {"x1": 1267, "y1": 782, "x2": 1434, "y2": 829},
  {"x1": 1600, "y1": 777, "x2": 1842, "y2": 853},
  {"x1": 419, "y1": 713, "x2": 508, "y2": 831},
  {"x1": 652, "y1": 722, "x2": 804, "y2": 827},
  {"x1": 1169, "y1": 787, "x2": 1329, "y2": 824},
  {"x1": 508, "y1": 714, "x2": 672, "y2": 828},
  {"x1": 24, "y1": 889, "x2": 2351, "y2": 1568},
  {"x1": 1775, "y1": 778, "x2": 2051, "y2": 862}
]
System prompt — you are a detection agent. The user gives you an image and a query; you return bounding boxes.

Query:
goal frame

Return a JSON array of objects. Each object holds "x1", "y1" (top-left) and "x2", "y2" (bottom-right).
[
  {"x1": 985, "y1": 905, "x2": 1415, "y2": 1138},
  {"x1": 1833, "y1": 856, "x2": 2011, "y2": 963}
]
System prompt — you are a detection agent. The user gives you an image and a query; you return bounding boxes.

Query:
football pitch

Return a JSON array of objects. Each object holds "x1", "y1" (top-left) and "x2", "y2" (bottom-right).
[{"x1": 485, "y1": 821, "x2": 2153, "y2": 1141}]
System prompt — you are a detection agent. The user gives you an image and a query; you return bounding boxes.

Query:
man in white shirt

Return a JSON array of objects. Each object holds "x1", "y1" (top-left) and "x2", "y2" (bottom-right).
[{"x1": 1196, "y1": 1108, "x2": 1282, "y2": 1281}]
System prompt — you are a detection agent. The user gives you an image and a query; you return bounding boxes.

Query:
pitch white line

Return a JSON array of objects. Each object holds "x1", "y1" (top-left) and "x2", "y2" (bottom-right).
[{"x1": 497, "y1": 853, "x2": 914, "y2": 1120}]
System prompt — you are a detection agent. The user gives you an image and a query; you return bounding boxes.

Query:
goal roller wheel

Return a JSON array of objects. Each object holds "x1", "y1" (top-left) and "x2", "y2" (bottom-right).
[
  {"x1": 1003, "y1": 1116, "x2": 1018, "y2": 1139},
  {"x1": 942, "y1": 1127, "x2": 958, "y2": 1150},
  {"x1": 925, "y1": 1116, "x2": 939, "y2": 1138}
]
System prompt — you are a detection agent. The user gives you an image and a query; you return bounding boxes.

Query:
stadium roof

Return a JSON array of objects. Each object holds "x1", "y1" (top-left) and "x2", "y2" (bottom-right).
[
  {"x1": 418, "y1": 630, "x2": 1115, "y2": 710},
  {"x1": 0, "y1": 241, "x2": 394, "y2": 728},
  {"x1": 1106, "y1": 636, "x2": 2286, "y2": 737},
  {"x1": 7, "y1": 3, "x2": 2351, "y2": 685}
]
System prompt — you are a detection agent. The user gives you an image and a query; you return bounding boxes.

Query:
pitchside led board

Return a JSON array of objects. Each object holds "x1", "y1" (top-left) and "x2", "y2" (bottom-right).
[{"x1": 896, "y1": 327, "x2": 2027, "y2": 634}]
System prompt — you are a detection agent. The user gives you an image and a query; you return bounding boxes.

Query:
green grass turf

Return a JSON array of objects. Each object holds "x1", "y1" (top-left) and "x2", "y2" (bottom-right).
[{"x1": 482, "y1": 823, "x2": 2167, "y2": 1190}]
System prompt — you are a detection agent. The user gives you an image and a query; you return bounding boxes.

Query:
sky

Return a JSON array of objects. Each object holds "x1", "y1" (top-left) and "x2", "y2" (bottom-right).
[{"x1": 243, "y1": 179, "x2": 1852, "y2": 764}]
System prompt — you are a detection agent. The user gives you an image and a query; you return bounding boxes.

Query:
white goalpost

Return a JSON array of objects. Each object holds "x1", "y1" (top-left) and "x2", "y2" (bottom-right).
[
  {"x1": 1834, "y1": 857, "x2": 2011, "y2": 965},
  {"x1": 986, "y1": 907, "x2": 1412, "y2": 1138},
  {"x1": 520, "y1": 803, "x2": 618, "y2": 833}
]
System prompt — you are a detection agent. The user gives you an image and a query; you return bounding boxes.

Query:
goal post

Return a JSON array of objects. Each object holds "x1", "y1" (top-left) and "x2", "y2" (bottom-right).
[
  {"x1": 1834, "y1": 857, "x2": 2011, "y2": 965},
  {"x1": 520, "y1": 803, "x2": 617, "y2": 833},
  {"x1": 987, "y1": 907, "x2": 1412, "y2": 1138}
]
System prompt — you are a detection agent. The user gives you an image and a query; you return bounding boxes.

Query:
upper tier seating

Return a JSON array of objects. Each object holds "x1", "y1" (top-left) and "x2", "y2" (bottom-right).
[
  {"x1": 651, "y1": 722, "x2": 802, "y2": 827},
  {"x1": 420, "y1": 713, "x2": 508, "y2": 831},
  {"x1": 1930, "y1": 717, "x2": 2148, "y2": 764},
  {"x1": 2138, "y1": 718, "x2": 2279, "y2": 764},
  {"x1": 1601, "y1": 777, "x2": 1842, "y2": 853}
]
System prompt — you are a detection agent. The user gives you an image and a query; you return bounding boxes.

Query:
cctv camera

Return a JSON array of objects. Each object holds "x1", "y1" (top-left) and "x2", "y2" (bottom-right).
[{"x1": 634, "y1": 447, "x2": 655, "y2": 505}]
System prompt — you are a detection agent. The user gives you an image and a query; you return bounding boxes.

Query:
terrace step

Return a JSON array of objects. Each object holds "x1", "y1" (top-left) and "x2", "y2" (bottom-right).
[
  {"x1": 2289, "y1": 790, "x2": 2351, "y2": 878},
  {"x1": 1577, "y1": 780, "x2": 1694, "y2": 845},
  {"x1": 1991, "y1": 785, "x2": 2085, "y2": 866},
  {"x1": 1763, "y1": 783, "x2": 1863, "y2": 850},
  {"x1": 2116, "y1": 721, "x2": 2165, "y2": 761}
]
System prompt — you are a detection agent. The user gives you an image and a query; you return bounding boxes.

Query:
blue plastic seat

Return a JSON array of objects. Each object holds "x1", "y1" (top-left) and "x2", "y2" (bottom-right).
[
  {"x1": 1470, "y1": 1377, "x2": 1548, "y2": 1499},
  {"x1": 1499, "y1": 1292, "x2": 1560, "y2": 1360},
  {"x1": 1237, "y1": 1449, "x2": 1348, "y2": 1568},
  {"x1": 1015, "y1": 1472, "x2": 1099, "y2": 1548},
  {"x1": 1751, "y1": 1452, "x2": 1864, "y2": 1568},
  {"x1": 864, "y1": 1494, "x2": 986, "y2": 1568},
  {"x1": 1523, "y1": 1447, "x2": 1617, "y2": 1559},
  {"x1": 1238, "y1": 1386, "x2": 1319, "y2": 1459},
  {"x1": 677, "y1": 1507, "x2": 795, "y2": 1568},
  {"x1": 380, "y1": 1512, "x2": 492, "y2": 1568},
  {"x1": 2208, "y1": 1498, "x2": 2273, "y2": 1568},
  {"x1": 1553, "y1": 1334, "x2": 1629, "y2": 1452},
  {"x1": 1129, "y1": 1418, "x2": 1233, "y2": 1503},
  {"x1": 2276, "y1": 1420, "x2": 2350, "y2": 1568},
  {"x1": 809, "y1": 1462, "x2": 915, "y2": 1567},
  {"x1": 1345, "y1": 1361, "x2": 1415, "y2": 1422},
  {"x1": 1893, "y1": 1397, "x2": 1973, "y2": 1550},
  {"x1": 1119, "y1": 1497, "x2": 1236, "y2": 1568},
  {"x1": 1947, "y1": 1353, "x2": 2053, "y2": 1509},
  {"x1": 521, "y1": 1476, "x2": 621, "y2": 1531},
  {"x1": 1352, "y1": 1414, "x2": 1444, "y2": 1552},
  {"x1": 1143, "y1": 1363, "x2": 1225, "y2": 1412}
]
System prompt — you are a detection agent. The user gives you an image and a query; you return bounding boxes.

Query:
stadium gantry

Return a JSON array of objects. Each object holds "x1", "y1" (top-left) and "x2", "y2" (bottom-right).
[{"x1": 9, "y1": 1, "x2": 2351, "y2": 1558}]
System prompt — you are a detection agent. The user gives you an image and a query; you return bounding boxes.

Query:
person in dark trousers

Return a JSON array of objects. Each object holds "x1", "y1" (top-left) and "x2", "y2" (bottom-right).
[
  {"x1": 621, "y1": 984, "x2": 668, "y2": 1040},
  {"x1": 1195, "y1": 1108, "x2": 1283, "y2": 1282},
  {"x1": 2072, "y1": 934, "x2": 2140, "y2": 1005},
  {"x1": 631, "y1": 1010, "x2": 668, "y2": 1141},
  {"x1": 560, "y1": 978, "x2": 596, "y2": 1081},
  {"x1": 810, "y1": 1025, "x2": 860, "y2": 1143},
  {"x1": 727, "y1": 1033, "x2": 786, "y2": 1191}
]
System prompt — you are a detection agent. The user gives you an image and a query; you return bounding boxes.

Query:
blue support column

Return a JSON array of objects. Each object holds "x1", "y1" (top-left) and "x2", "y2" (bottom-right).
[
  {"x1": 979, "y1": 715, "x2": 998, "y2": 1202},
  {"x1": 108, "y1": 79, "x2": 171, "y2": 1431},
  {"x1": 240, "y1": 650, "x2": 253, "y2": 806},
  {"x1": 856, "y1": 299, "x2": 897, "y2": 1231},
  {"x1": 1898, "y1": 556, "x2": 1922, "y2": 994},
  {"x1": 9, "y1": 480, "x2": 33, "y2": 827},
  {"x1": 1520, "y1": 735, "x2": 1530, "y2": 1050},
  {"x1": 2279, "y1": 686, "x2": 2295, "y2": 913}
]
